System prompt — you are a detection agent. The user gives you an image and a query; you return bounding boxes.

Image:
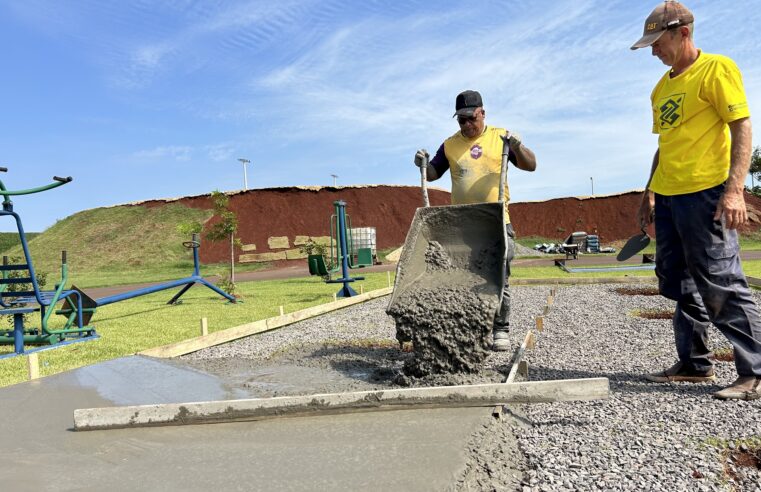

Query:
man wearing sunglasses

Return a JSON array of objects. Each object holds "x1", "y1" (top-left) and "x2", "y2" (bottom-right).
[
  {"x1": 414, "y1": 90, "x2": 537, "y2": 351},
  {"x1": 632, "y1": 1, "x2": 761, "y2": 400}
]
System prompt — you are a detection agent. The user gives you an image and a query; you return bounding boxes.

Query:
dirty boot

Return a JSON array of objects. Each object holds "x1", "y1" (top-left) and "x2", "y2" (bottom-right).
[
  {"x1": 644, "y1": 361, "x2": 716, "y2": 383},
  {"x1": 713, "y1": 376, "x2": 761, "y2": 400},
  {"x1": 492, "y1": 329, "x2": 510, "y2": 352}
]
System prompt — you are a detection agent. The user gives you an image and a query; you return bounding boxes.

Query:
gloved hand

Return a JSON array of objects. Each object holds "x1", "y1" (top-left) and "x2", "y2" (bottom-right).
[
  {"x1": 414, "y1": 149, "x2": 430, "y2": 167},
  {"x1": 506, "y1": 131, "x2": 522, "y2": 150}
]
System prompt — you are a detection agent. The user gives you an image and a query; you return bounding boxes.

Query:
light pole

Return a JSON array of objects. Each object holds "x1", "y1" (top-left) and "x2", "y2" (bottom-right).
[
  {"x1": 331, "y1": 174, "x2": 338, "y2": 187},
  {"x1": 238, "y1": 158, "x2": 251, "y2": 190},
  {"x1": 590, "y1": 177, "x2": 594, "y2": 196}
]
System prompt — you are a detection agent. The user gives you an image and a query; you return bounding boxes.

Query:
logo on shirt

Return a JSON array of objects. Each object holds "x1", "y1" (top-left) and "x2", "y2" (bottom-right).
[
  {"x1": 728, "y1": 102, "x2": 747, "y2": 113},
  {"x1": 470, "y1": 145, "x2": 483, "y2": 159},
  {"x1": 657, "y1": 93, "x2": 685, "y2": 129}
]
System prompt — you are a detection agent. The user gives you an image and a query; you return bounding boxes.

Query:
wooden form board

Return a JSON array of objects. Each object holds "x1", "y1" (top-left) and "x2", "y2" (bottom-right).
[
  {"x1": 74, "y1": 378, "x2": 610, "y2": 431},
  {"x1": 505, "y1": 331, "x2": 536, "y2": 384},
  {"x1": 139, "y1": 287, "x2": 392, "y2": 358}
]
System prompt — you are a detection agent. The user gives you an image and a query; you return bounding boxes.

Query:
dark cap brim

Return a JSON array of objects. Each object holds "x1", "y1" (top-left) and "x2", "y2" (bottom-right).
[
  {"x1": 630, "y1": 30, "x2": 666, "y2": 50},
  {"x1": 453, "y1": 107, "x2": 478, "y2": 117}
]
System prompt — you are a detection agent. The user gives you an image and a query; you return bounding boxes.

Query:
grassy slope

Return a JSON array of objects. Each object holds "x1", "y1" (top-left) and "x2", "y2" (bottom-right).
[{"x1": 1, "y1": 202, "x2": 268, "y2": 287}]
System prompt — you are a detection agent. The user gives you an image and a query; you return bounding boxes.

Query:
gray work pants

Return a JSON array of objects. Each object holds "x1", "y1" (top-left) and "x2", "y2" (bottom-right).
[
  {"x1": 493, "y1": 223, "x2": 515, "y2": 333},
  {"x1": 655, "y1": 183, "x2": 761, "y2": 376}
]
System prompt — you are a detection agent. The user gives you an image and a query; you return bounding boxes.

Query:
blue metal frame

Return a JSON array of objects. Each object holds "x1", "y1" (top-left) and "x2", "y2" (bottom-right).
[
  {"x1": 325, "y1": 200, "x2": 364, "y2": 297},
  {"x1": 94, "y1": 234, "x2": 236, "y2": 307}
]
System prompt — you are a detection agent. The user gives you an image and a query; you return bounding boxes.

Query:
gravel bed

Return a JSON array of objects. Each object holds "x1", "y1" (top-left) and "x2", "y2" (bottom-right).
[
  {"x1": 182, "y1": 283, "x2": 761, "y2": 490},
  {"x1": 516, "y1": 283, "x2": 761, "y2": 492}
]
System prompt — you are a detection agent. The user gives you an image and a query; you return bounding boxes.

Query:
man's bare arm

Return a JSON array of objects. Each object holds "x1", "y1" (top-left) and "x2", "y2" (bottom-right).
[
  {"x1": 637, "y1": 150, "x2": 659, "y2": 228},
  {"x1": 715, "y1": 117, "x2": 752, "y2": 229},
  {"x1": 512, "y1": 143, "x2": 537, "y2": 172}
]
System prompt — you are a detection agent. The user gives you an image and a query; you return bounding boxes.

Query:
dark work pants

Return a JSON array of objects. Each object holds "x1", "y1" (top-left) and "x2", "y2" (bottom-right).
[
  {"x1": 493, "y1": 223, "x2": 515, "y2": 333},
  {"x1": 655, "y1": 183, "x2": 761, "y2": 376}
]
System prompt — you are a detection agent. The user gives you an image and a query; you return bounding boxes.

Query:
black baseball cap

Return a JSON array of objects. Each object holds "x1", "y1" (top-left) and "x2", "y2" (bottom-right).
[{"x1": 453, "y1": 90, "x2": 483, "y2": 117}]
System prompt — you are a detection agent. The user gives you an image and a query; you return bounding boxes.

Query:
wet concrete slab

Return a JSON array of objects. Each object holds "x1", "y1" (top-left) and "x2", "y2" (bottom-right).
[{"x1": 0, "y1": 355, "x2": 492, "y2": 491}]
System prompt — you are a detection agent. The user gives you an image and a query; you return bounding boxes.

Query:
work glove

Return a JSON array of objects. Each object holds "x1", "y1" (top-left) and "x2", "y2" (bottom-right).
[
  {"x1": 506, "y1": 131, "x2": 522, "y2": 151},
  {"x1": 414, "y1": 149, "x2": 430, "y2": 168}
]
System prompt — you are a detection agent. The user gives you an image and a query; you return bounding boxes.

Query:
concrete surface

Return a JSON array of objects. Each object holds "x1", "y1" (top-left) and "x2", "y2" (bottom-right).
[{"x1": 0, "y1": 355, "x2": 493, "y2": 491}]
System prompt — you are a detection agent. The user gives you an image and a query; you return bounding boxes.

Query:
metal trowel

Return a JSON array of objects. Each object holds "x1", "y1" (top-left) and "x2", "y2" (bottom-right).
[{"x1": 616, "y1": 227, "x2": 651, "y2": 262}]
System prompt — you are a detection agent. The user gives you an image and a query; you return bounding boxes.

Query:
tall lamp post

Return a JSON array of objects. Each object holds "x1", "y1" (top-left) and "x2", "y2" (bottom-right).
[
  {"x1": 331, "y1": 174, "x2": 338, "y2": 187},
  {"x1": 238, "y1": 158, "x2": 251, "y2": 190},
  {"x1": 590, "y1": 177, "x2": 594, "y2": 196}
]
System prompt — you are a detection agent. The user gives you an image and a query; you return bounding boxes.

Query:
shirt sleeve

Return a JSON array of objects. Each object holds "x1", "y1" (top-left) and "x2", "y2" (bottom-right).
[
  {"x1": 705, "y1": 59, "x2": 751, "y2": 123},
  {"x1": 429, "y1": 143, "x2": 449, "y2": 177}
]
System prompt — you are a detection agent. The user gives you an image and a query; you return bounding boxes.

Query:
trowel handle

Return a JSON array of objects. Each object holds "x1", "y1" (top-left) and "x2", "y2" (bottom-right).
[
  {"x1": 499, "y1": 134, "x2": 510, "y2": 203},
  {"x1": 420, "y1": 155, "x2": 430, "y2": 208}
]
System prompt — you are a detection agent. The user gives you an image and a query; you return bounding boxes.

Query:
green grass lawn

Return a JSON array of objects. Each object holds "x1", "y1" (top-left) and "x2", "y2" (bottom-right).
[
  {"x1": 65, "y1": 260, "x2": 271, "y2": 288},
  {"x1": 0, "y1": 271, "x2": 395, "y2": 388}
]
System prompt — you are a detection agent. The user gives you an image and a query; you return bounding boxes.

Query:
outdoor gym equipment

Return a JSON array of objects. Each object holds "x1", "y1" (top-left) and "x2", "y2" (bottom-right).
[
  {"x1": 0, "y1": 168, "x2": 235, "y2": 359},
  {"x1": 307, "y1": 200, "x2": 365, "y2": 297}
]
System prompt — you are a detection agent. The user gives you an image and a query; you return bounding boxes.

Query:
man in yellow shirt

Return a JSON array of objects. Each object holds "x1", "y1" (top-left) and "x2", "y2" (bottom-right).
[
  {"x1": 632, "y1": 1, "x2": 761, "y2": 400},
  {"x1": 414, "y1": 90, "x2": 536, "y2": 351}
]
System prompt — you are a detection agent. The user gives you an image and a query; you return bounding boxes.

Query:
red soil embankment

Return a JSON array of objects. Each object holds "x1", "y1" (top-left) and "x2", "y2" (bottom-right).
[{"x1": 135, "y1": 187, "x2": 761, "y2": 264}]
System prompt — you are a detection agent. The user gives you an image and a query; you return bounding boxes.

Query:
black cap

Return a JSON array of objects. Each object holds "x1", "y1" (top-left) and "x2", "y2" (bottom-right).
[{"x1": 453, "y1": 90, "x2": 483, "y2": 117}]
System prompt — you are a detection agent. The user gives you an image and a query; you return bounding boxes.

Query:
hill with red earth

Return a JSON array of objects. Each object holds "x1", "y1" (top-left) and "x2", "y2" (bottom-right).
[{"x1": 134, "y1": 186, "x2": 761, "y2": 264}]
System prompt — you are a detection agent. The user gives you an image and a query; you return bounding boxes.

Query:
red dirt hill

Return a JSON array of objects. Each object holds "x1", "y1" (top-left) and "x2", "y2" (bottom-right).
[{"x1": 135, "y1": 187, "x2": 761, "y2": 264}]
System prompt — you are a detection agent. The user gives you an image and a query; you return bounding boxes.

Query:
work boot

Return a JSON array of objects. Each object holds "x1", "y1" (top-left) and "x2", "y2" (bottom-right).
[
  {"x1": 644, "y1": 361, "x2": 716, "y2": 383},
  {"x1": 492, "y1": 329, "x2": 510, "y2": 352},
  {"x1": 713, "y1": 376, "x2": 761, "y2": 401}
]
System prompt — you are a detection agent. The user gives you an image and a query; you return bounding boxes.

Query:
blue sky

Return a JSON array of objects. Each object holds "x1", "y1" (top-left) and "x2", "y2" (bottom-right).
[{"x1": 1, "y1": 0, "x2": 760, "y2": 232}]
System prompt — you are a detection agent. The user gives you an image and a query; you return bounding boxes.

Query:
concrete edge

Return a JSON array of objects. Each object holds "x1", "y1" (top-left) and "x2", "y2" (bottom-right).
[{"x1": 73, "y1": 378, "x2": 610, "y2": 431}]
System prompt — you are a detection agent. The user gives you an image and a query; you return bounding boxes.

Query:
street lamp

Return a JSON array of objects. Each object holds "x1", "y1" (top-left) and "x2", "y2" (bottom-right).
[
  {"x1": 331, "y1": 174, "x2": 338, "y2": 187},
  {"x1": 238, "y1": 158, "x2": 251, "y2": 190},
  {"x1": 590, "y1": 177, "x2": 594, "y2": 196}
]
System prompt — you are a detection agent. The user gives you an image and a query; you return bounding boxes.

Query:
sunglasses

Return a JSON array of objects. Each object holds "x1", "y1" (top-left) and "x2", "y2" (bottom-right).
[{"x1": 457, "y1": 115, "x2": 477, "y2": 125}]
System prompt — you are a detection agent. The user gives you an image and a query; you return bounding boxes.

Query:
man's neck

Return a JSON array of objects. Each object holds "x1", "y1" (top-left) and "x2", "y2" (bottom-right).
[{"x1": 671, "y1": 45, "x2": 700, "y2": 77}]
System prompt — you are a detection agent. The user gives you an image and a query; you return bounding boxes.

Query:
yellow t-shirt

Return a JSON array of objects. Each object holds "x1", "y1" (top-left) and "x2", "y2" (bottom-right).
[
  {"x1": 443, "y1": 126, "x2": 512, "y2": 223},
  {"x1": 649, "y1": 51, "x2": 750, "y2": 196}
]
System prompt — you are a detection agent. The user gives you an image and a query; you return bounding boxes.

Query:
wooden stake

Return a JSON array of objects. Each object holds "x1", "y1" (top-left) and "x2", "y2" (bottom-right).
[
  {"x1": 543, "y1": 305, "x2": 550, "y2": 315},
  {"x1": 547, "y1": 295, "x2": 554, "y2": 306},
  {"x1": 360, "y1": 285, "x2": 364, "y2": 294},
  {"x1": 200, "y1": 318, "x2": 208, "y2": 337},
  {"x1": 526, "y1": 332, "x2": 536, "y2": 350},
  {"x1": 279, "y1": 306, "x2": 284, "y2": 316},
  {"x1": 333, "y1": 293, "x2": 337, "y2": 302},
  {"x1": 535, "y1": 316, "x2": 544, "y2": 332},
  {"x1": 27, "y1": 353, "x2": 39, "y2": 380},
  {"x1": 517, "y1": 360, "x2": 529, "y2": 378}
]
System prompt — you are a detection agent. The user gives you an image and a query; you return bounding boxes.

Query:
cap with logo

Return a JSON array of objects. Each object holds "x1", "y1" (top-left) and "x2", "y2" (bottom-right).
[
  {"x1": 630, "y1": 0, "x2": 694, "y2": 50},
  {"x1": 453, "y1": 90, "x2": 483, "y2": 117}
]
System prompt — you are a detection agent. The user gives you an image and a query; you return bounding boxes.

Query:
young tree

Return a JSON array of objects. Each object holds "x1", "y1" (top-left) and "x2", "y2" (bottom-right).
[
  {"x1": 751, "y1": 145, "x2": 761, "y2": 191},
  {"x1": 205, "y1": 190, "x2": 241, "y2": 290}
]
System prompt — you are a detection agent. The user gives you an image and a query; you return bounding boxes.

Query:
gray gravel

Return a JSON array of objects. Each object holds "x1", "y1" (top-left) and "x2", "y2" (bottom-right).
[
  {"x1": 513, "y1": 283, "x2": 761, "y2": 492},
  {"x1": 183, "y1": 283, "x2": 761, "y2": 490}
]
